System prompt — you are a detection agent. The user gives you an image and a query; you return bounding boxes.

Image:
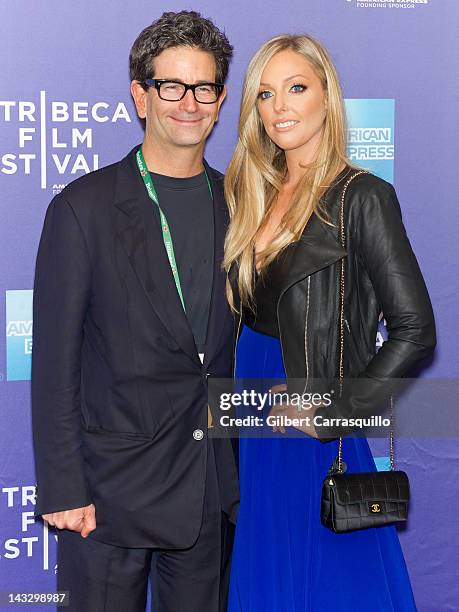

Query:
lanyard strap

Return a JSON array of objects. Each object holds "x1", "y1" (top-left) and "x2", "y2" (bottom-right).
[{"x1": 135, "y1": 148, "x2": 213, "y2": 312}]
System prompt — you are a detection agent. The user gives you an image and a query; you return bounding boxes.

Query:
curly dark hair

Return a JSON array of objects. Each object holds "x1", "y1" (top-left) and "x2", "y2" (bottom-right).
[{"x1": 129, "y1": 11, "x2": 233, "y2": 86}]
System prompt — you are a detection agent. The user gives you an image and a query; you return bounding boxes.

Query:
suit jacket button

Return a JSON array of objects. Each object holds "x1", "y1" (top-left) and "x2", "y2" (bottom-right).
[{"x1": 193, "y1": 429, "x2": 204, "y2": 441}]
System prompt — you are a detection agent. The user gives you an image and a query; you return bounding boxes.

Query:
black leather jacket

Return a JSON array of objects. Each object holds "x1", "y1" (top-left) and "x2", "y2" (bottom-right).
[{"x1": 229, "y1": 168, "x2": 436, "y2": 439}]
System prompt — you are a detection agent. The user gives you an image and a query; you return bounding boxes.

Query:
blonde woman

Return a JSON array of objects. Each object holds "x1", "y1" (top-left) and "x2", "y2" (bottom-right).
[{"x1": 224, "y1": 35, "x2": 435, "y2": 610}]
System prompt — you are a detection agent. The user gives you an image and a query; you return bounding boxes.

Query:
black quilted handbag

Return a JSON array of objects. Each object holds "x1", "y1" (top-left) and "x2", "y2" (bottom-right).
[
  {"x1": 320, "y1": 171, "x2": 410, "y2": 534},
  {"x1": 321, "y1": 462, "x2": 410, "y2": 533}
]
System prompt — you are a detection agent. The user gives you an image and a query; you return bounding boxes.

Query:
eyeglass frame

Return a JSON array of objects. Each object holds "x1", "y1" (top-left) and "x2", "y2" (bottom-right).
[{"x1": 142, "y1": 79, "x2": 224, "y2": 104}]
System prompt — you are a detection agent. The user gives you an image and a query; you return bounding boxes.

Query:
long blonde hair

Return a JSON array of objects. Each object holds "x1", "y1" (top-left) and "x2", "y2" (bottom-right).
[{"x1": 224, "y1": 34, "x2": 356, "y2": 311}]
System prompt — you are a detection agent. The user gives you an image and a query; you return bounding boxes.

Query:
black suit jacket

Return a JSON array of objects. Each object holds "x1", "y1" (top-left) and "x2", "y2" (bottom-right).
[{"x1": 32, "y1": 146, "x2": 239, "y2": 548}]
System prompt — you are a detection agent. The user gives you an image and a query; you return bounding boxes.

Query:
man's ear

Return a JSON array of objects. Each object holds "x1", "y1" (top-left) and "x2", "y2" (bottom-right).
[
  {"x1": 215, "y1": 84, "x2": 227, "y2": 123},
  {"x1": 130, "y1": 80, "x2": 147, "y2": 119}
]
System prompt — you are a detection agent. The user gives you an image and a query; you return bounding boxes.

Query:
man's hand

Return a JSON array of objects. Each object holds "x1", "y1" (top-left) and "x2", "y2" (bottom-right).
[
  {"x1": 268, "y1": 384, "x2": 320, "y2": 438},
  {"x1": 42, "y1": 504, "x2": 96, "y2": 538}
]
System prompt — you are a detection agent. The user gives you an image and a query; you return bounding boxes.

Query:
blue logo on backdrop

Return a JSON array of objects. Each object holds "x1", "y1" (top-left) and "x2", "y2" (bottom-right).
[
  {"x1": 374, "y1": 456, "x2": 391, "y2": 471},
  {"x1": 345, "y1": 99, "x2": 395, "y2": 183},
  {"x1": 6, "y1": 290, "x2": 33, "y2": 381}
]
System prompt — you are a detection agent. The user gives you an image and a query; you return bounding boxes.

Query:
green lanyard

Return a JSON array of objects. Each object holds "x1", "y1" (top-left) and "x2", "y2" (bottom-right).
[{"x1": 135, "y1": 148, "x2": 213, "y2": 312}]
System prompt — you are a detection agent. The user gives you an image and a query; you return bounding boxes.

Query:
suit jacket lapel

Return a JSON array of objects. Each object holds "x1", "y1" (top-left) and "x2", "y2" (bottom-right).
[
  {"x1": 202, "y1": 162, "x2": 228, "y2": 368},
  {"x1": 113, "y1": 147, "x2": 200, "y2": 365}
]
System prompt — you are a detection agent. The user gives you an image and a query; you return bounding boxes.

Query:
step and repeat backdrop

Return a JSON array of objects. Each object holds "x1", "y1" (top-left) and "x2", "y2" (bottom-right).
[{"x1": 1, "y1": 1, "x2": 457, "y2": 610}]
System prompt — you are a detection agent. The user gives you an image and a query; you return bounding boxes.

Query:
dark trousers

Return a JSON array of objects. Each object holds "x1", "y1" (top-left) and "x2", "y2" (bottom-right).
[{"x1": 57, "y1": 440, "x2": 233, "y2": 612}]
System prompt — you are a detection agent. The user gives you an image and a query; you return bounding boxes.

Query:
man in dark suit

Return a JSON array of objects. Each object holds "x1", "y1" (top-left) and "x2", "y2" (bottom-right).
[{"x1": 32, "y1": 11, "x2": 239, "y2": 612}]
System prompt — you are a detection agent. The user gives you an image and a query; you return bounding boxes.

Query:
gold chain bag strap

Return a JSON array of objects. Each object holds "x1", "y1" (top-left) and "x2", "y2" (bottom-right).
[{"x1": 320, "y1": 171, "x2": 410, "y2": 533}]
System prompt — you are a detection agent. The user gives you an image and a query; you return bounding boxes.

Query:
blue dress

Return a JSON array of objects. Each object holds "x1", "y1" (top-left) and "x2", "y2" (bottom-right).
[{"x1": 228, "y1": 324, "x2": 417, "y2": 611}]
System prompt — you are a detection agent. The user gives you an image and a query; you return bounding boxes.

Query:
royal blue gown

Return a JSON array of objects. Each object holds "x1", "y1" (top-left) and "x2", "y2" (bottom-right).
[{"x1": 228, "y1": 324, "x2": 417, "y2": 611}]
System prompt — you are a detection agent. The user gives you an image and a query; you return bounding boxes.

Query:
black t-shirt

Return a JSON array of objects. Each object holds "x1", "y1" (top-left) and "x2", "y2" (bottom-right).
[{"x1": 150, "y1": 170, "x2": 214, "y2": 355}]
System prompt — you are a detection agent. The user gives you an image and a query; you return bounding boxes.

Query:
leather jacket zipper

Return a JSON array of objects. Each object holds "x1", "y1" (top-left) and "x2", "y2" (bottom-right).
[
  {"x1": 233, "y1": 309, "x2": 243, "y2": 378},
  {"x1": 277, "y1": 276, "x2": 311, "y2": 392},
  {"x1": 303, "y1": 276, "x2": 311, "y2": 393}
]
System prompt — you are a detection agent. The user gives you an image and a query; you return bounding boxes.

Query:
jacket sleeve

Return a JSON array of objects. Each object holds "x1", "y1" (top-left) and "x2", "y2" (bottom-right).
[
  {"x1": 315, "y1": 180, "x2": 436, "y2": 440},
  {"x1": 32, "y1": 193, "x2": 92, "y2": 515}
]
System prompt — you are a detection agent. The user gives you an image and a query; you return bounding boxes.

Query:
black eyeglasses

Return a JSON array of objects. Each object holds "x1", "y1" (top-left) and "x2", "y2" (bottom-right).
[{"x1": 143, "y1": 79, "x2": 224, "y2": 104}]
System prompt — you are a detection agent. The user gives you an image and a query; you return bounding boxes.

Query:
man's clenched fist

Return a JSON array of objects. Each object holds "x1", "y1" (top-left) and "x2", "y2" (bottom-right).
[{"x1": 43, "y1": 504, "x2": 96, "y2": 538}]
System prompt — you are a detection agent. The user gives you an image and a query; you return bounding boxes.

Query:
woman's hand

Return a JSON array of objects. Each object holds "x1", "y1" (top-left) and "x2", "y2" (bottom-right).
[{"x1": 268, "y1": 384, "x2": 320, "y2": 438}]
